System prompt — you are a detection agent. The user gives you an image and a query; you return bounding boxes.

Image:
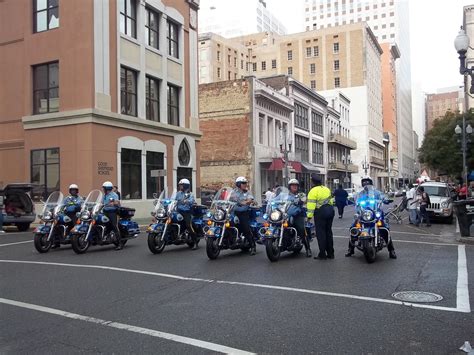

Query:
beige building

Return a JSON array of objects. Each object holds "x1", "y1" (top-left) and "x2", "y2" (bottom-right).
[
  {"x1": 425, "y1": 90, "x2": 462, "y2": 131},
  {"x1": 0, "y1": 0, "x2": 200, "y2": 217}
]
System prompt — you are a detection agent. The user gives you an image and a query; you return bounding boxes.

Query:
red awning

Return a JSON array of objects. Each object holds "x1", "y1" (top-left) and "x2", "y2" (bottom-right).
[{"x1": 267, "y1": 158, "x2": 302, "y2": 173}]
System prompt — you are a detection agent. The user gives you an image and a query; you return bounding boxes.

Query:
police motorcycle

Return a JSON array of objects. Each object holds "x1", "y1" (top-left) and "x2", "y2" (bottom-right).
[
  {"x1": 204, "y1": 187, "x2": 263, "y2": 260},
  {"x1": 147, "y1": 189, "x2": 208, "y2": 254},
  {"x1": 349, "y1": 185, "x2": 393, "y2": 263},
  {"x1": 259, "y1": 187, "x2": 313, "y2": 262},
  {"x1": 70, "y1": 190, "x2": 140, "y2": 254}
]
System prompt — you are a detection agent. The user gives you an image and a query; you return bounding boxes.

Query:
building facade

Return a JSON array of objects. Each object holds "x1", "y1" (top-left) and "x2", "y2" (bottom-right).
[
  {"x1": 304, "y1": 0, "x2": 415, "y2": 185},
  {"x1": 0, "y1": 0, "x2": 200, "y2": 217},
  {"x1": 199, "y1": 0, "x2": 287, "y2": 37},
  {"x1": 464, "y1": 5, "x2": 474, "y2": 111},
  {"x1": 199, "y1": 77, "x2": 294, "y2": 202},
  {"x1": 425, "y1": 90, "x2": 462, "y2": 131}
]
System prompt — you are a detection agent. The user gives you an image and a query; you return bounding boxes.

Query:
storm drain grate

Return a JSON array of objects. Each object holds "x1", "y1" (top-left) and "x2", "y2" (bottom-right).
[{"x1": 391, "y1": 291, "x2": 443, "y2": 303}]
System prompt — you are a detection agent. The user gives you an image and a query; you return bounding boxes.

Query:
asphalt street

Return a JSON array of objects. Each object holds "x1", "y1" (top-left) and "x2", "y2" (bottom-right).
[{"x1": 1, "y1": 205, "x2": 473, "y2": 354}]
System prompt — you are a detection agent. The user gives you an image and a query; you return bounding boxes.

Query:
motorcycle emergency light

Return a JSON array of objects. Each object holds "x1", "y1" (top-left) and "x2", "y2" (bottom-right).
[
  {"x1": 377, "y1": 221, "x2": 383, "y2": 227},
  {"x1": 225, "y1": 222, "x2": 231, "y2": 228},
  {"x1": 207, "y1": 220, "x2": 212, "y2": 226},
  {"x1": 263, "y1": 222, "x2": 270, "y2": 228},
  {"x1": 355, "y1": 222, "x2": 362, "y2": 229},
  {"x1": 283, "y1": 221, "x2": 289, "y2": 228},
  {"x1": 76, "y1": 219, "x2": 81, "y2": 224}
]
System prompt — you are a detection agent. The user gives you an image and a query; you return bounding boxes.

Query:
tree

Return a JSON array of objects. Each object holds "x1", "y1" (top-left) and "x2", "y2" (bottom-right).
[{"x1": 419, "y1": 111, "x2": 474, "y2": 178}]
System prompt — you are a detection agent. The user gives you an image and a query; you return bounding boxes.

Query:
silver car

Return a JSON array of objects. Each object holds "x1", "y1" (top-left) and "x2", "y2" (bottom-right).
[{"x1": 418, "y1": 182, "x2": 454, "y2": 223}]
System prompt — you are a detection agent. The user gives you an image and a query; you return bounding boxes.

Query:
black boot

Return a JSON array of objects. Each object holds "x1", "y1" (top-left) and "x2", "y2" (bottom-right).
[
  {"x1": 115, "y1": 242, "x2": 123, "y2": 251},
  {"x1": 250, "y1": 245, "x2": 256, "y2": 256},
  {"x1": 305, "y1": 247, "x2": 312, "y2": 258},
  {"x1": 345, "y1": 249, "x2": 354, "y2": 257},
  {"x1": 389, "y1": 250, "x2": 397, "y2": 259},
  {"x1": 192, "y1": 238, "x2": 198, "y2": 250}
]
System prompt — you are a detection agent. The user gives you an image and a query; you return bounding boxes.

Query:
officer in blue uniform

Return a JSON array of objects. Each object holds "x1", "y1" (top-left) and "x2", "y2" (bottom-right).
[
  {"x1": 176, "y1": 178, "x2": 198, "y2": 250},
  {"x1": 287, "y1": 179, "x2": 312, "y2": 257},
  {"x1": 232, "y1": 176, "x2": 256, "y2": 255},
  {"x1": 52, "y1": 184, "x2": 83, "y2": 249},
  {"x1": 102, "y1": 181, "x2": 122, "y2": 250}
]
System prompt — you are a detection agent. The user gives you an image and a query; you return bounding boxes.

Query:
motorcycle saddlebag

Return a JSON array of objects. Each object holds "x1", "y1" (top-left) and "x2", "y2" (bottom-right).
[
  {"x1": 192, "y1": 204, "x2": 208, "y2": 216},
  {"x1": 118, "y1": 207, "x2": 135, "y2": 219}
]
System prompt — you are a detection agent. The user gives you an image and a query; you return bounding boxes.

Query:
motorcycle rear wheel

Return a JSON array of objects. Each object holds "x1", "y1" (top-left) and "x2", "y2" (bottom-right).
[
  {"x1": 34, "y1": 233, "x2": 52, "y2": 253},
  {"x1": 71, "y1": 234, "x2": 90, "y2": 254},
  {"x1": 206, "y1": 238, "x2": 220, "y2": 260},
  {"x1": 265, "y1": 239, "x2": 281, "y2": 262},
  {"x1": 147, "y1": 232, "x2": 166, "y2": 254}
]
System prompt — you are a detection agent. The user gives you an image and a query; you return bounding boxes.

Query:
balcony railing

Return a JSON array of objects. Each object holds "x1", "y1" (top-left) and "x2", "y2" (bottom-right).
[
  {"x1": 370, "y1": 156, "x2": 386, "y2": 167},
  {"x1": 328, "y1": 133, "x2": 357, "y2": 150},
  {"x1": 328, "y1": 161, "x2": 358, "y2": 173}
]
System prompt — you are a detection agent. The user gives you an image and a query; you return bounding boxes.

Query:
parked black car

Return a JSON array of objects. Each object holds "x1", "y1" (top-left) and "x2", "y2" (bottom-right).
[{"x1": 0, "y1": 183, "x2": 37, "y2": 231}]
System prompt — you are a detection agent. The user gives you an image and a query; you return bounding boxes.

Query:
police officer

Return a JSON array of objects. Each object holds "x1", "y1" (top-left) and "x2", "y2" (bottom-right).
[
  {"x1": 176, "y1": 178, "x2": 198, "y2": 250},
  {"x1": 102, "y1": 181, "x2": 122, "y2": 250},
  {"x1": 345, "y1": 176, "x2": 396, "y2": 259},
  {"x1": 52, "y1": 184, "x2": 83, "y2": 249},
  {"x1": 232, "y1": 176, "x2": 256, "y2": 256},
  {"x1": 288, "y1": 179, "x2": 312, "y2": 257},
  {"x1": 307, "y1": 175, "x2": 335, "y2": 260}
]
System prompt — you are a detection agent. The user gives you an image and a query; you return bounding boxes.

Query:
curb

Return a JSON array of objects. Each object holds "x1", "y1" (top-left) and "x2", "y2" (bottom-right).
[{"x1": 456, "y1": 236, "x2": 474, "y2": 245}]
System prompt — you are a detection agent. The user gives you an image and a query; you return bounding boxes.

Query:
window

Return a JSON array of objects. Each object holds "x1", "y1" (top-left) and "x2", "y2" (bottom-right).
[
  {"x1": 295, "y1": 135, "x2": 309, "y2": 162},
  {"x1": 306, "y1": 47, "x2": 312, "y2": 57},
  {"x1": 167, "y1": 84, "x2": 180, "y2": 126},
  {"x1": 167, "y1": 20, "x2": 179, "y2": 58},
  {"x1": 310, "y1": 63, "x2": 316, "y2": 74},
  {"x1": 217, "y1": 67, "x2": 221, "y2": 78},
  {"x1": 287, "y1": 50, "x2": 293, "y2": 60},
  {"x1": 288, "y1": 67, "x2": 293, "y2": 75},
  {"x1": 227, "y1": 55, "x2": 231, "y2": 63},
  {"x1": 120, "y1": 67, "x2": 137, "y2": 116},
  {"x1": 34, "y1": 0, "x2": 59, "y2": 33},
  {"x1": 31, "y1": 148, "x2": 60, "y2": 201},
  {"x1": 382, "y1": 24, "x2": 386, "y2": 29},
  {"x1": 382, "y1": 35, "x2": 387, "y2": 39},
  {"x1": 227, "y1": 71, "x2": 231, "y2": 80},
  {"x1": 178, "y1": 140, "x2": 191, "y2": 166},
  {"x1": 312, "y1": 140, "x2": 324, "y2": 164},
  {"x1": 334, "y1": 59, "x2": 340, "y2": 71},
  {"x1": 217, "y1": 51, "x2": 221, "y2": 61},
  {"x1": 119, "y1": 0, "x2": 136, "y2": 38},
  {"x1": 390, "y1": 33, "x2": 395, "y2": 38},
  {"x1": 146, "y1": 151, "x2": 165, "y2": 199},
  {"x1": 259, "y1": 113, "x2": 265, "y2": 144},
  {"x1": 335, "y1": 77, "x2": 341, "y2": 88},
  {"x1": 311, "y1": 80, "x2": 316, "y2": 89},
  {"x1": 333, "y1": 42, "x2": 339, "y2": 53},
  {"x1": 374, "y1": 25, "x2": 378, "y2": 30},
  {"x1": 390, "y1": 23, "x2": 395, "y2": 27},
  {"x1": 121, "y1": 148, "x2": 142, "y2": 200},
  {"x1": 33, "y1": 62, "x2": 59, "y2": 114},
  {"x1": 313, "y1": 46, "x2": 319, "y2": 57},
  {"x1": 261, "y1": 61, "x2": 266, "y2": 70},
  {"x1": 295, "y1": 103, "x2": 309, "y2": 130},
  {"x1": 145, "y1": 7, "x2": 159, "y2": 49},
  {"x1": 311, "y1": 111, "x2": 323, "y2": 135},
  {"x1": 146, "y1": 76, "x2": 159, "y2": 122},
  {"x1": 234, "y1": 57, "x2": 237, "y2": 67},
  {"x1": 253, "y1": 63, "x2": 257, "y2": 72},
  {"x1": 272, "y1": 59, "x2": 277, "y2": 69}
]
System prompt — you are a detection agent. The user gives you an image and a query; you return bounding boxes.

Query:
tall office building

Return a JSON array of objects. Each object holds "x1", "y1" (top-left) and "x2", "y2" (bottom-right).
[
  {"x1": 199, "y1": 0, "x2": 287, "y2": 37},
  {"x1": 304, "y1": 0, "x2": 415, "y2": 184}
]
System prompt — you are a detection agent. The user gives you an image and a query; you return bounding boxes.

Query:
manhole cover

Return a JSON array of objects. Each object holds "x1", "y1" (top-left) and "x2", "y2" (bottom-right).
[{"x1": 391, "y1": 291, "x2": 443, "y2": 303}]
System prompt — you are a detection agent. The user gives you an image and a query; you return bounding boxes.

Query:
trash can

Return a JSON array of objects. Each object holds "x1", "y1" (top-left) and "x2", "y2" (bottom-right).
[{"x1": 453, "y1": 200, "x2": 474, "y2": 237}]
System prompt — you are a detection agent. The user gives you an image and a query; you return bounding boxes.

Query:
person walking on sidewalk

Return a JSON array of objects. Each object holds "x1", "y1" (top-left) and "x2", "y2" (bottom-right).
[
  {"x1": 333, "y1": 184, "x2": 348, "y2": 219},
  {"x1": 406, "y1": 183, "x2": 420, "y2": 226},
  {"x1": 418, "y1": 186, "x2": 431, "y2": 227}
]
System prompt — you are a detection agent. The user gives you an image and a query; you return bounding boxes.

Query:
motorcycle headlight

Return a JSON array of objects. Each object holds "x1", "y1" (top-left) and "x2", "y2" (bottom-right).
[
  {"x1": 441, "y1": 201, "x2": 448, "y2": 208},
  {"x1": 362, "y1": 210, "x2": 374, "y2": 222},
  {"x1": 81, "y1": 211, "x2": 91, "y2": 220},
  {"x1": 156, "y1": 209, "x2": 166, "y2": 218},
  {"x1": 42, "y1": 211, "x2": 52, "y2": 221},
  {"x1": 214, "y1": 209, "x2": 225, "y2": 221},
  {"x1": 375, "y1": 212, "x2": 382, "y2": 219},
  {"x1": 270, "y1": 210, "x2": 282, "y2": 222}
]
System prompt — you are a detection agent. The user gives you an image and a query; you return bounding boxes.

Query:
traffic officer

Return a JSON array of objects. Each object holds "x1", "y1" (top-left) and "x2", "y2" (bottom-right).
[
  {"x1": 52, "y1": 184, "x2": 83, "y2": 249},
  {"x1": 176, "y1": 178, "x2": 199, "y2": 250},
  {"x1": 102, "y1": 181, "x2": 122, "y2": 250},
  {"x1": 232, "y1": 176, "x2": 257, "y2": 256},
  {"x1": 307, "y1": 174, "x2": 335, "y2": 260},
  {"x1": 288, "y1": 179, "x2": 312, "y2": 257}
]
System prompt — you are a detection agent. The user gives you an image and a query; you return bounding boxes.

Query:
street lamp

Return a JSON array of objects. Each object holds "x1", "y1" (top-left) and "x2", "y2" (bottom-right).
[
  {"x1": 455, "y1": 123, "x2": 472, "y2": 187},
  {"x1": 362, "y1": 157, "x2": 370, "y2": 176},
  {"x1": 279, "y1": 126, "x2": 292, "y2": 186},
  {"x1": 341, "y1": 154, "x2": 351, "y2": 188}
]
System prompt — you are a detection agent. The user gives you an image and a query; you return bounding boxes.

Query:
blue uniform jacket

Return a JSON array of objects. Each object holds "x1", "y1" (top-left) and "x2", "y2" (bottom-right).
[
  {"x1": 176, "y1": 191, "x2": 195, "y2": 213},
  {"x1": 232, "y1": 189, "x2": 254, "y2": 213}
]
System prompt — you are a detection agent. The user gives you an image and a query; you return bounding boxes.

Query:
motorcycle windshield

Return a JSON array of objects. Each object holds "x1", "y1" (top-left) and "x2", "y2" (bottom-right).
[
  {"x1": 267, "y1": 187, "x2": 290, "y2": 214},
  {"x1": 81, "y1": 190, "x2": 104, "y2": 215},
  {"x1": 356, "y1": 186, "x2": 383, "y2": 210},
  {"x1": 154, "y1": 188, "x2": 178, "y2": 212},
  {"x1": 42, "y1": 191, "x2": 64, "y2": 216},
  {"x1": 211, "y1": 187, "x2": 235, "y2": 212}
]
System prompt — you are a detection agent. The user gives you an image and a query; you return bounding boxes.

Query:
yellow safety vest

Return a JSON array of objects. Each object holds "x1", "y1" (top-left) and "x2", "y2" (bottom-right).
[{"x1": 306, "y1": 185, "x2": 334, "y2": 218}]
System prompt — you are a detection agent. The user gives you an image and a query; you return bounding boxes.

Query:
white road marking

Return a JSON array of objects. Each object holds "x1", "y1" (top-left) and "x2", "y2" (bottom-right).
[
  {"x1": 333, "y1": 235, "x2": 460, "y2": 247},
  {"x1": 457, "y1": 245, "x2": 471, "y2": 313},
  {"x1": 0, "y1": 298, "x2": 254, "y2": 355},
  {"x1": 0, "y1": 240, "x2": 32, "y2": 247},
  {"x1": 0, "y1": 260, "x2": 469, "y2": 313},
  {"x1": 333, "y1": 227, "x2": 443, "y2": 237}
]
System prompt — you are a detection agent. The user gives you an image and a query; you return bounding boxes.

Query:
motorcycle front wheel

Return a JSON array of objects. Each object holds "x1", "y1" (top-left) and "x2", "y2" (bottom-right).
[
  {"x1": 147, "y1": 232, "x2": 166, "y2": 254},
  {"x1": 265, "y1": 238, "x2": 281, "y2": 262},
  {"x1": 363, "y1": 241, "x2": 376, "y2": 264},
  {"x1": 71, "y1": 234, "x2": 90, "y2": 254},
  {"x1": 206, "y1": 238, "x2": 220, "y2": 260},
  {"x1": 33, "y1": 233, "x2": 52, "y2": 253}
]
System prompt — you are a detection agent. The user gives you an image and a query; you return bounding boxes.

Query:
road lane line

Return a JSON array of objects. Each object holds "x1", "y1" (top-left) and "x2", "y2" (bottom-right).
[
  {"x1": 333, "y1": 227, "x2": 444, "y2": 237},
  {"x1": 0, "y1": 297, "x2": 254, "y2": 355},
  {"x1": 457, "y1": 245, "x2": 471, "y2": 312},
  {"x1": 333, "y1": 235, "x2": 460, "y2": 247},
  {"x1": 0, "y1": 260, "x2": 468, "y2": 313},
  {"x1": 0, "y1": 240, "x2": 32, "y2": 247}
]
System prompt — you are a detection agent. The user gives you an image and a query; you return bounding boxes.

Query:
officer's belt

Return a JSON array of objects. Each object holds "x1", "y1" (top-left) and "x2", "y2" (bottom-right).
[{"x1": 308, "y1": 198, "x2": 331, "y2": 209}]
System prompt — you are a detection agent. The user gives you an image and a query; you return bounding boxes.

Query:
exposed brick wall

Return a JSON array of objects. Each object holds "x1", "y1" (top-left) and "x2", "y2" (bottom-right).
[{"x1": 199, "y1": 79, "x2": 253, "y2": 190}]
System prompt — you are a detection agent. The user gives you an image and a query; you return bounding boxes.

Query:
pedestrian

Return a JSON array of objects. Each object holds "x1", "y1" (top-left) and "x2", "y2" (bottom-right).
[
  {"x1": 0, "y1": 195, "x2": 5, "y2": 234},
  {"x1": 418, "y1": 186, "x2": 431, "y2": 227},
  {"x1": 459, "y1": 183, "x2": 468, "y2": 200},
  {"x1": 333, "y1": 184, "x2": 348, "y2": 219},
  {"x1": 307, "y1": 175, "x2": 335, "y2": 260},
  {"x1": 264, "y1": 187, "x2": 273, "y2": 203},
  {"x1": 113, "y1": 185, "x2": 121, "y2": 200},
  {"x1": 406, "y1": 183, "x2": 420, "y2": 225}
]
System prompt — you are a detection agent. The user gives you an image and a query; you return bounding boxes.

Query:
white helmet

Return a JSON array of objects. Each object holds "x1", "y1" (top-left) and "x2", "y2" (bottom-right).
[
  {"x1": 102, "y1": 181, "x2": 113, "y2": 189},
  {"x1": 288, "y1": 179, "x2": 299, "y2": 186},
  {"x1": 178, "y1": 178, "x2": 191, "y2": 185},
  {"x1": 235, "y1": 176, "x2": 248, "y2": 184},
  {"x1": 69, "y1": 184, "x2": 79, "y2": 190}
]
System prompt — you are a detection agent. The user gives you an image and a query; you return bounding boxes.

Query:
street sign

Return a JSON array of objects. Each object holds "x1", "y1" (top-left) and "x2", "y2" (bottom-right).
[
  {"x1": 150, "y1": 169, "x2": 166, "y2": 177},
  {"x1": 344, "y1": 177, "x2": 350, "y2": 183}
]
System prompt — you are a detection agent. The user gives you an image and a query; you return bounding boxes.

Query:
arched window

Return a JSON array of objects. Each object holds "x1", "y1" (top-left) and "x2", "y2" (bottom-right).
[{"x1": 178, "y1": 139, "x2": 190, "y2": 166}]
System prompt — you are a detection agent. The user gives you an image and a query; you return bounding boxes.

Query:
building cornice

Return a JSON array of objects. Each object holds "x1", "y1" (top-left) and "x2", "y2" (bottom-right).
[
  {"x1": 22, "y1": 109, "x2": 202, "y2": 139},
  {"x1": 254, "y1": 89, "x2": 294, "y2": 112},
  {"x1": 289, "y1": 78, "x2": 328, "y2": 107}
]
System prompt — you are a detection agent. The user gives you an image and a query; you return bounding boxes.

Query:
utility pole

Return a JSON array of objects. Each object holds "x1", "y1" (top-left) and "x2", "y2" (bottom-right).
[{"x1": 280, "y1": 125, "x2": 292, "y2": 186}]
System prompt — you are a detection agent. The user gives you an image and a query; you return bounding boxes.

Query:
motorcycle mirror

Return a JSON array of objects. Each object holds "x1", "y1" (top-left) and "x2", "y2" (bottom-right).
[
  {"x1": 153, "y1": 192, "x2": 158, "y2": 199},
  {"x1": 153, "y1": 200, "x2": 158, "y2": 206}
]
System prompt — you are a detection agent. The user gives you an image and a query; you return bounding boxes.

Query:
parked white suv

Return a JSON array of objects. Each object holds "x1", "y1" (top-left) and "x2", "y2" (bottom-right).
[{"x1": 418, "y1": 182, "x2": 454, "y2": 223}]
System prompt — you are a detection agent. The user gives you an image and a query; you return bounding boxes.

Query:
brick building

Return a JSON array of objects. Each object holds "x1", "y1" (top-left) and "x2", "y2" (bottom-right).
[{"x1": 425, "y1": 90, "x2": 462, "y2": 131}]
